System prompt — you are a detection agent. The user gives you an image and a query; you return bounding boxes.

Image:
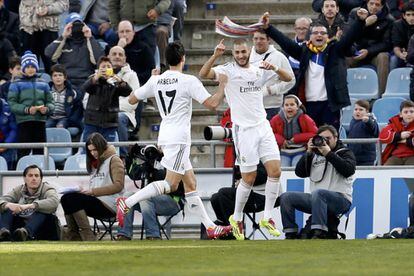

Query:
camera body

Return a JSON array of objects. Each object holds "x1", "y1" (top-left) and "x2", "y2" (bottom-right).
[
  {"x1": 312, "y1": 135, "x2": 328, "y2": 147},
  {"x1": 204, "y1": 126, "x2": 232, "y2": 140},
  {"x1": 126, "y1": 144, "x2": 163, "y2": 183}
]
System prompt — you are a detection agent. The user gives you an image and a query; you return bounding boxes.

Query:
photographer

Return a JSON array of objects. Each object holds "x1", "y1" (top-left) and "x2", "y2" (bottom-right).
[
  {"x1": 279, "y1": 125, "x2": 356, "y2": 239},
  {"x1": 45, "y1": 12, "x2": 104, "y2": 91}
]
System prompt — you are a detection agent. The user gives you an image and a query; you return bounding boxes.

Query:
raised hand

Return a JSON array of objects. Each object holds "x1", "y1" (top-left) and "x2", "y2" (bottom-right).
[
  {"x1": 357, "y1": 8, "x2": 369, "y2": 21},
  {"x1": 213, "y1": 39, "x2": 226, "y2": 58},
  {"x1": 260, "y1": 12, "x2": 270, "y2": 29}
]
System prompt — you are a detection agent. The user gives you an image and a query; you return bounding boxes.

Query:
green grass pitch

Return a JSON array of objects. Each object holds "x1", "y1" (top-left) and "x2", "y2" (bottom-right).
[{"x1": 1, "y1": 240, "x2": 414, "y2": 275}]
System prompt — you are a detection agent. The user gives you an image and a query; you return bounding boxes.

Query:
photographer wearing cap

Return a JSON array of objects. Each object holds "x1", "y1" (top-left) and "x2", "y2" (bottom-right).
[{"x1": 279, "y1": 124, "x2": 356, "y2": 239}]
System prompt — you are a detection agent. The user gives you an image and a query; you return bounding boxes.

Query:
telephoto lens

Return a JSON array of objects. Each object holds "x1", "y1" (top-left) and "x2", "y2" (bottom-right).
[{"x1": 204, "y1": 126, "x2": 232, "y2": 140}]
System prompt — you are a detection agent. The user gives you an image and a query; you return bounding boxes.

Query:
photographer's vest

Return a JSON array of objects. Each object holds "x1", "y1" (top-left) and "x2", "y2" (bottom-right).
[
  {"x1": 309, "y1": 148, "x2": 354, "y2": 203},
  {"x1": 90, "y1": 155, "x2": 123, "y2": 212}
]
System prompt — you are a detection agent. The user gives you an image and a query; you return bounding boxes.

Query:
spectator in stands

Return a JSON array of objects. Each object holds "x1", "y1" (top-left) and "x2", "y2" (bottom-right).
[
  {"x1": 316, "y1": 0, "x2": 348, "y2": 39},
  {"x1": 4, "y1": 0, "x2": 19, "y2": 14},
  {"x1": 68, "y1": 0, "x2": 118, "y2": 45},
  {"x1": 19, "y1": 0, "x2": 68, "y2": 74},
  {"x1": 379, "y1": 100, "x2": 414, "y2": 165},
  {"x1": 108, "y1": 46, "x2": 140, "y2": 159},
  {"x1": 270, "y1": 95, "x2": 318, "y2": 168},
  {"x1": 8, "y1": 51, "x2": 54, "y2": 159},
  {"x1": 108, "y1": 0, "x2": 171, "y2": 59},
  {"x1": 279, "y1": 124, "x2": 356, "y2": 239},
  {"x1": 156, "y1": 1, "x2": 175, "y2": 72},
  {"x1": 172, "y1": 0, "x2": 186, "y2": 41},
  {"x1": 0, "y1": 165, "x2": 60, "y2": 241},
  {"x1": 0, "y1": 56, "x2": 20, "y2": 100},
  {"x1": 288, "y1": 17, "x2": 312, "y2": 81},
  {"x1": 46, "y1": 64, "x2": 83, "y2": 130},
  {"x1": 61, "y1": 132, "x2": 125, "y2": 241},
  {"x1": 0, "y1": 0, "x2": 20, "y2": 53},
  {"x1": 261, "y1": 9, "x2": 368, "y2": 130},
  {"x1": 45, "y1": 12, "x2": 104, "y2": 91},
  {"x1": 312, "y1": 0, "x2": 364, "y2": 21},
  {"x1": 0, "y1": 97, "x2": 17, "y2": 169},
  {"x1": 249, "y1": 29, "x2": 295, "y2": 120},
  {"x1": 82, "y1": 56, "x2": 131, "y2": 143},
  {"x1": 0, "y1": 28, "x2": 15, "y2": 82},
  {"x1": 348, "y1": 0, "x2": 394, "y2": 95},
  {"x1": 407, "y1": 33, "x2": 414, "y2": 101},
  {"x1": 387, "y1": 0, "x2": 410, "y2": 19},
  {"x1": 348, "y1": 99, "x2": 379, "y2": 165},
  {"x1": 390, "y1": 2, "x2": 414, "y2": 70}
]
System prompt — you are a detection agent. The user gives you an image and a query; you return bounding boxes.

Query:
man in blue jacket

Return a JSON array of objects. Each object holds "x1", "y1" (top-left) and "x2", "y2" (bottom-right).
[{"x1": 0, "y1": 98, "x2": 16, "y2": 169}]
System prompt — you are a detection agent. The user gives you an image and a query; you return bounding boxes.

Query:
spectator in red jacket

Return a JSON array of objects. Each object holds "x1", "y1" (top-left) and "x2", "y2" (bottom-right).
[
  {"x1": 379, "y1": 100, "x2": 414, "y2": 165},
  {"x1": 270, "y1": 95, "x2": 318, "y2": 167}
]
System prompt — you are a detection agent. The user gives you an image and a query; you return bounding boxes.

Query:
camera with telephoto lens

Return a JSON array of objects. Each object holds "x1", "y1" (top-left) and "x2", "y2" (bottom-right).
[
  {"x1": 204, "y1": 126, "x2": 232, "y2": 140},
  {"x1": 312, "y1": 135, "x2": 328, "y2": 147}
]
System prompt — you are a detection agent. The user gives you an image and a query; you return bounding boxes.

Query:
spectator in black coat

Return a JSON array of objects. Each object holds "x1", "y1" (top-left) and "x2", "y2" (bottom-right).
[
  {"x1": 316, "y1": 0, "x2": 349, "y2": 39},
  {"x1": 406, "y1": 32, "x2": 414, "y2": 100},
  {"x1": 312, "y1": 0, "x2": 364, "y2": 21},
  {"x1": 0, "y1": 0, "x2": 20, "y2": 53}
]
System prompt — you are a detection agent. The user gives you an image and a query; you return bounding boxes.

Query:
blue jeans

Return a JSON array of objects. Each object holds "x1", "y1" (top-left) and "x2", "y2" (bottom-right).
[
  {"x1": 0, "y1": 149, "x2": 17, "y2": 170},
  {"x1": 46, "y1": 117, "x2": 68, "y2": 128},
  {"x1": 117, "y1": 195, "x2": 181, "y2": 239},
  {"x1": 280, "y1": 152, "x2": 304, "y2": 168},
  {"x1": 87, "y1": 22, "x2": 118, "y2": 46},
  {"x1": 409, "y1": 194, "x2": 414, "y2": 227},
  {"x1": 118, "y1": 112, "x2": 130, "y2": 158},
  {"x1": 279, "y1": 189, "x2": 351, "y2": 233}
]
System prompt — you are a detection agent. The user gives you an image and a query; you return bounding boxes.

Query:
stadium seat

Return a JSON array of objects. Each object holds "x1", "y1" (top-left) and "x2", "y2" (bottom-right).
[
  {"x1": 0, "y1": 156, "x2": 8, "y2": 171},
  {"x1": 339, "y1": 126, "x2": 347, "y2": 139},
  {"x1": 340, "y1": 98, "x2": 358, "y2": 131},
  {"x1": 67, "y1": 127, "x2": 80, "y2": 137},
  {"x1": 64, "y1": 154, "x2": 87, "y2": 171},
  {"x1": 347, "y1": 68, "x2": 379, "y2": 100},
  {"x1": 46, "y1": 128, "x2": 72, "y2": 163},
  {"x1": 372, "y1": 97, "x2": 406, "y2": 129},
  {"x1": 16, "y1": 155, "x2": 56, "y2": 171},
  {"x1": 382, "y1": 67, "x2": 411, "y2": 99},
  {"x1": 93, "y1": 217, "x2": 116, "y2": 240}
]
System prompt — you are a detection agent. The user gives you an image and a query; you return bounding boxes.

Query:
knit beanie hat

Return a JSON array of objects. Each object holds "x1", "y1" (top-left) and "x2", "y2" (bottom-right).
[{"x1": 21, "y1": 51, "x2": 39, "y2": 73}]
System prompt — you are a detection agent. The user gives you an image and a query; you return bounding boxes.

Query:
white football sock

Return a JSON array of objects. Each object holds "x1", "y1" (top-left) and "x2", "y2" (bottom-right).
[
  {"x1": 125, "y1": 180, "x2": 171, "y2": 208},
  {"x1": 185, "y1": 191, "x2": 215, "y2": 229},
  {"x1": 263, "y1": 177, "x2": 280, "y2": 220},
  {"x1": 233, "y1": 180, "x2": 252, "y2": 222}
]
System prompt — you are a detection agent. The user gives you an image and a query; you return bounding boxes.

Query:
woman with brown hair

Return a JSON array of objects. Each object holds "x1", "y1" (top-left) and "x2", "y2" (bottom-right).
[{"x1": 61, "y1": 132, "x2": 125, "y2": 241}]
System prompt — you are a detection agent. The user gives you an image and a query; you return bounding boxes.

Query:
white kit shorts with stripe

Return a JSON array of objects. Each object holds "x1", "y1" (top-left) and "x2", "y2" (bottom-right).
[{"x1": 160, "y1": 144, "x2": 192, "y2": 175}]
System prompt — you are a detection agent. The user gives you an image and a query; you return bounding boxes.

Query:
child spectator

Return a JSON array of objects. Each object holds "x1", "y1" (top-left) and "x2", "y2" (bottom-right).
[
  {"x1": 7, "y1": 51, "x2": 54, "y2": 159},
  {"x1": 46, "y1": 64, "x2": 83, "y2": 130},
  {"x1": 348, "y1": 99, "x2": 379, "y2": 165},
  {"x1": 379, "y1": 100, "x2": 414, "y2": 165},
  {"x1": 0, "y1": 97, "x2": 17, "y2": 169},
  {"x1": 270, "y1": 95, "x2": 318, "y2": 167},
  {"x1": 0, "y1": 56, "x2": 21, "y2": 99},
  {"x1": 82, "y1": 56, "x2": 131, "y2": 143}
]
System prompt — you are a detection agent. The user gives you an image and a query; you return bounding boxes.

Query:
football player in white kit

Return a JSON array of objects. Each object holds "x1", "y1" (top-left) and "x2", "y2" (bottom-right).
[
  {"x1": 199, "y1": 39, "x2": 286, "y2": 240},
  {"x1": 116, "y1": 41, "x2": 232, "y2": 239}
]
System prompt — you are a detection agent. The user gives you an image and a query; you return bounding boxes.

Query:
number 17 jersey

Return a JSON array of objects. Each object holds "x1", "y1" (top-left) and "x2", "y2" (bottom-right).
[{"x1": 133, "y1": 70, "x2": 211, "y2": 146}]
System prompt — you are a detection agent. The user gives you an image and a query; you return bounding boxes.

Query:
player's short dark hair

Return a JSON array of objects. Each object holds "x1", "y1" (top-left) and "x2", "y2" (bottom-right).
[
  {"x1": 8, "y1": 56, "x2": 21, "y2": 69},
  {"x1": 166, "y1": 41, "x2": 185, "y2": 66},
  {"x1": 51, "y1": 64, "x2": 67, "y2": 78},
  {"x1": 23, "y1": 164, "x2": 43, "y2": 179}
]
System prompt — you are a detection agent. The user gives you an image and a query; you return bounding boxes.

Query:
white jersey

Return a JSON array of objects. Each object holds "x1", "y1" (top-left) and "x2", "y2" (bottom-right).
[
  {"x1": 133, "y1": 70, "x2": 211, "y2": 145},
  {"x1": 213, "y1": 62, "x2": 272, "y2": 128}
]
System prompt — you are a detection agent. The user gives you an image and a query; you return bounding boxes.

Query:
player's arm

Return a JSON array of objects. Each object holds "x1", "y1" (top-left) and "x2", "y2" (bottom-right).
[
  {"x1": 260, "y1": 60, "x2": 293, "y2": 82},
  {"x1": 128, "y1": 91, "x2": 140, "y2": 105},
  {"x1": 203, "y1": 74, "x2": 227, "y2": 110},
  {"x1": 199, "y1": 39, "x2": 226, "y2": 79},
  {"x1": 128, "y1": 76, "x2": 154, "y2": 105}
]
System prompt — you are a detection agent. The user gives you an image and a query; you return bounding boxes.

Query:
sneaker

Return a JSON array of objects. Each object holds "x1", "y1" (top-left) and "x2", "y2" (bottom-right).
[
  {"x1": 116, "y1": 197, "x2": 129, "y2": 227},
  {"x1": 229, "y1": 215, "x2": 244, "y2": 240},
  {"x1": 13, "y1": 228, "x2": 28, "y2": 242},
  {"x1": 0, "y1": 228, "x2": 11, "y2": 242},
  {"x1": 259, "y1": 218, "x2": 281, "y2": 237},
  {"x1": 206, "y1": 225, "x2": 232, "y2": 240},
  {"x1": 115, "y1": 235, "x2": 131, "y2": 241}
]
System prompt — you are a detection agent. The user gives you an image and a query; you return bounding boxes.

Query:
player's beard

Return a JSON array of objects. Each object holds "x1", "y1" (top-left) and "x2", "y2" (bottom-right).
[{"x1": 234, "y1": 56, "x2": 249, "y2": 67}]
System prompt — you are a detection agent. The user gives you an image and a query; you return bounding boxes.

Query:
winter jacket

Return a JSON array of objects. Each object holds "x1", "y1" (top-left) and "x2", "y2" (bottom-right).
[
  {"x1": 406, "y1": 35, "x2": 414, "y2": 100},
  {"x1": 45, "y1": 35, "x2": 104, "y2": 85},
  {"x1": 19, "y1": 0, "x2": 68, "y2": 34},
  {"x1": 348, "y1": 117, "x2": 379, "y2": 165},
  {"x1": 317, "y1": 13, "x2": 349, "y2": 39},
  {"x1": 391, "y1": 18, "x2": 414, "y2": 49},
  {"x1": 270, "y1": 112, "x2": 317, "y2": 147},
  {"x1": 82, "y1": 76, "x2": 131, "y2": 128},
  {"x1": 295, "y1": 140, "x2": 356, "y2": 202},
  {"x1": 0, "y1": 7, "x2": 20, "y2": 52},
  {"x1": 348, "y1": 4, "x2": 394, "y2": 60},
  {"x1": 0, "y1": 37, "x2": 15, "y2": 81},
  {"x1": 265, "y1": 18, "x2": 365, "y2": 112},
  {"x1": 0, "y1": 182, "x2": 59, "y2": 214},
  {"x1": 0, "y1": 98, "x2": 17, "y2": 144},
  {"x1": 8, "y1": 75, "x2": 54, "y2": 124},
  {"x1": 48, "y1": 80, "x2": 84, "y2": 128},
  {"x1": 124, "y1": 35, "x2": 155, "y2": 85},
  {"x1": 312, "y1": 0, "x2": 363, "y2": 21},
  {"x1": 117, "y1": 64, "x2": 139, "y2": 127},
  {"x1": 108, "y1": 0, "x2": 171, "y2": 28},
  {"x1": 379, "y1": 115, "x2": 414, "y2": 164}
]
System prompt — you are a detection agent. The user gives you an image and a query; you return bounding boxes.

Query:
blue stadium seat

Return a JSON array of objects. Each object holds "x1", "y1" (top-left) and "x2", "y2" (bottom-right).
[
  {"x1": 16, "y1": 155, "x2": 56, "y2": 171},
  {"x1": 340, "y1": 98, "x2": 358, "y2": 131},
  {"x1": 67, "y1": 127, "x2": 80, "y2": 137},
  {"x1": 339, "y1": 126, "x2": 347, "y2": 139},
  {"x1": 0, "y1": 156, "x2": 8, "y2": 171},
  {"x1": 372, "y1": 97, "x2": 406, "y2": 129},
  {"x1": 347, "y1": 68, "x2": 379, "y2": 100},
  {"x1": 64, "y1": 154, "x2": 87, "y2": 171},
  {"x1": 382, "y1": 67, "x2": 411, "y2": 99},
  {"x1": 46, "y1": 128, "x2": 73, "y2": 163}
]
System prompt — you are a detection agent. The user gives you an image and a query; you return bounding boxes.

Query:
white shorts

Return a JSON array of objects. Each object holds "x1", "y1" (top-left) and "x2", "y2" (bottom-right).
[
  {"x1": 233, "y1": 121, "x2": 280, "y2": 173},
  {"x1": 160, "y1": 144, "x2": 192, "y2": 175}
]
